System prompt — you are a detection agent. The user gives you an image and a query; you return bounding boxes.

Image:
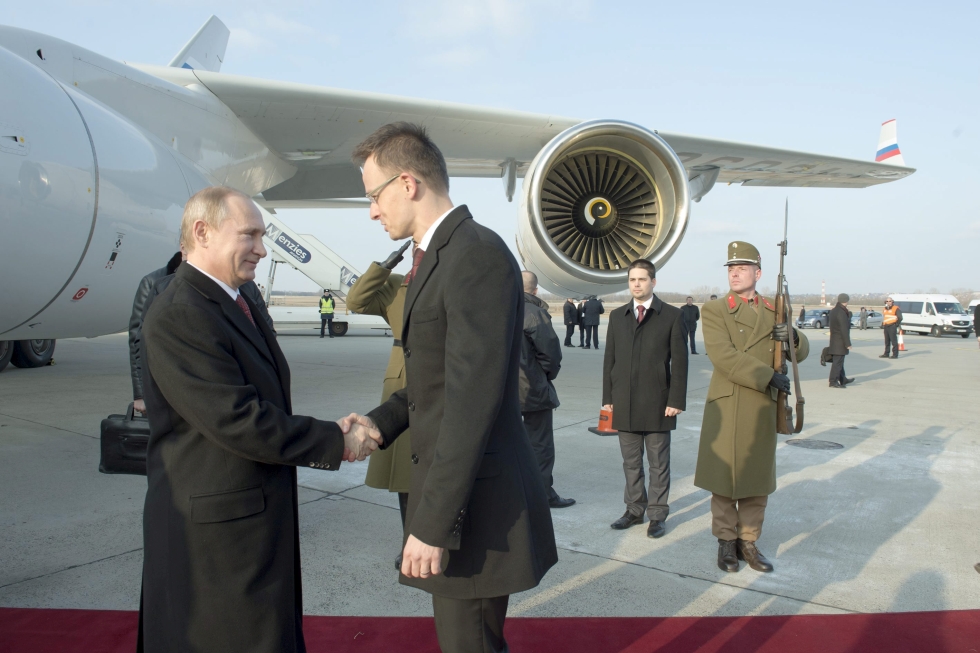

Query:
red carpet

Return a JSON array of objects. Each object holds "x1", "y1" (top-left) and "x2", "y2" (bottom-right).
[{"x1": 1, "y1": 608, "x2": 978, "y2": 652}]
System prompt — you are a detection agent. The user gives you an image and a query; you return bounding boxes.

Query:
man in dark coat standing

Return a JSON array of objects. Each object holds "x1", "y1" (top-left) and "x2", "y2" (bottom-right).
[
  {"x1": 563, "y1": 297, "x2": 579, "y2": 347},
  {"x1": 680, "y1": 296, "x2": 701, "y2": 354},
  {"x1": 129, "y1": 252, "x2": 181, "y2": 414},
  {"x1": 139, "y1": 187, "x2": 381, "y2": 653},
  {"x1": 602, "y1": 260, "x2": 688, "y2": 538},
  {"x1": 349, "y1": 123, "x2": 557, "y2": 653},
  {"x1": 583, "y1": 296, "x2": 604, "y2": 349},
  {"x1": 828, "y1": 293, "x2": 853, "y2": 388},
  {"x1": 521, "y1": 272, "x2": 575, "y2": 508},
  {"x1": 577, "y1": 300, "x2": 588, "y2": 346}
]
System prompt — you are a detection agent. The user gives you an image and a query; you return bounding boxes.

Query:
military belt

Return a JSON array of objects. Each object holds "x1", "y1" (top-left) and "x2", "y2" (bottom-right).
[{"x1": 393, "y1": 339, "x2": 402, "y2": 347}]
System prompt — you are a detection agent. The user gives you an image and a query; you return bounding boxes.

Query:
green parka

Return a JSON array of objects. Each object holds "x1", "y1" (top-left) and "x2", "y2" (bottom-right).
[{"x1": 694, "y1": 291, "x2": 809, "y2": 499}]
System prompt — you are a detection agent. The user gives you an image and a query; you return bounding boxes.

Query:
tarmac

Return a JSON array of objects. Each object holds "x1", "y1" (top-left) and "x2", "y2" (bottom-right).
[{"x1": 1, "y1": 321, "x2": 978, "y2": 620}]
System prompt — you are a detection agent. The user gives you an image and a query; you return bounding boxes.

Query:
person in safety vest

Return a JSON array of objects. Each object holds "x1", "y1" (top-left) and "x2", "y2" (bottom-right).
[
  {"x1": 880, "y1": 297, "x2": 903, "y2": 359},
  {"x1": 319, "y1": 289, "x2": 336, "y2": 338}
]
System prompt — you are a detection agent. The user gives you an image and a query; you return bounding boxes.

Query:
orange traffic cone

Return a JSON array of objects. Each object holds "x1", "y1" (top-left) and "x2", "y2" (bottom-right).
[
  {"x1": 588, "y1": 407, "x2": 618, "y2": 436},
  {"x1": 898, "y1": 330, "x2": 906, "y2": 352}
]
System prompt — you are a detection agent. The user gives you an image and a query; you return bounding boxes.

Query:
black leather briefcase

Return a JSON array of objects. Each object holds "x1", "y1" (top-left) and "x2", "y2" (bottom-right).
[{"x1": 99, "y1": 403, "x2": 150, "y2": 476}]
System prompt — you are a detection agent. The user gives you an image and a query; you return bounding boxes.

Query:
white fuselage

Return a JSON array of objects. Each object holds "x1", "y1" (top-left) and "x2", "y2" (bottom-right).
[{"x1": 0, "y1": 26, "x2": 297, "y2": 340}]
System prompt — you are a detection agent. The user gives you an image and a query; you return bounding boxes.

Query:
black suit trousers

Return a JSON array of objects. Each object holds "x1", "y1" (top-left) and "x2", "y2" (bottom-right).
[
  {"x1": 522, "y1": 409, "x2": 558, "y2": 501},
  {"x1": 829, "y1": 354, "x2": 847, "y2": 385},
  {"x1": 686, "y1": 324, "x2": 697, "y2": 353},
  {"x1": 564, "y1": 324, "x2": 575, "y2": 346},
  {"x1": 585, "y1": 325, "x2": 599, "y2": 348},
  {"x1": 433, "y1": 594, "x2": 509, "y2": 653}
]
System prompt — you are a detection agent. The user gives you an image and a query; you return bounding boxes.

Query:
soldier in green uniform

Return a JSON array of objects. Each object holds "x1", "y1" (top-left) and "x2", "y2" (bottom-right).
[
  {"x1": 345, "y1": 242, "x2": 413, "y2": 568},
  {"x1": 694, "y1": 241, "x2": 809, "y2": 574}
]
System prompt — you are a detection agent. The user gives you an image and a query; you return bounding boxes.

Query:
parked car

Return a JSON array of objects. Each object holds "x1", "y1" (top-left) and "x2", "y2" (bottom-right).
[
  {"x1": 850, "y1": 310, "x2": 883, "y2": 328},
  {"x1": 891, "y1": 294, "x2": 973, "y2": 338},
  {"x1": 797, "y1": 309, "x2": 831, "y2": 329}
]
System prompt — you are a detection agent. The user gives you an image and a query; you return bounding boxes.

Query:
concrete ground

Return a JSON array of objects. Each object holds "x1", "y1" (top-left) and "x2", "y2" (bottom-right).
[{"x1": 1, "y1": 322, "x2": 978, "y2": 619}]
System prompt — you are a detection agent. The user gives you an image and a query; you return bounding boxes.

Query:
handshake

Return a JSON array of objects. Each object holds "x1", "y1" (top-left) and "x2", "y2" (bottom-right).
[{"x1": 336, "y1": 413, "x2": 384, "y2": 463}]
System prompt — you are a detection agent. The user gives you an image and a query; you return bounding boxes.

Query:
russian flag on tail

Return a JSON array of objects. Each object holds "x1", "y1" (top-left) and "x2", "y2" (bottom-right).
[{"x1": 875, "y1": 119, "x2": 906, "y2": 165}]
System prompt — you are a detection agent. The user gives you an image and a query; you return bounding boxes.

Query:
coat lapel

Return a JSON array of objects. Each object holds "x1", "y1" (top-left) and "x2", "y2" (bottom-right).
[
  {"x1": 744, "y1": 295, "x2": 775, "y2": 351},
  {"x1": 401, "y1": 206, "x2": 471, "y2": 338},
  {"x1": 179, "y1": 265, "x2": 279, "y2": 370}
]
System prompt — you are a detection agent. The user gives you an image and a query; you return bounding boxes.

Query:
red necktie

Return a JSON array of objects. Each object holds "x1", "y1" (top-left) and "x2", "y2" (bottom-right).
[
  {"x1": 236, "y1": 294, "x2": 257, "y2": 327},
  {"x1": 636, "y1": 305, "x2": 645, "y2": 324},
  {"x1": 405, "y1": 247, "x2": 425, "y2": 285}
]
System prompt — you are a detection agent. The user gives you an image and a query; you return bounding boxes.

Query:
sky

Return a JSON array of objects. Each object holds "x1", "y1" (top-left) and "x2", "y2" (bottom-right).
[{"x1": 7, "y1": 1, "x2": 979, "y2": 296}]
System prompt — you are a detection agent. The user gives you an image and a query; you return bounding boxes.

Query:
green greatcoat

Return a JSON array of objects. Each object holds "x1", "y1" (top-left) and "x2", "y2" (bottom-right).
[
  {"x1": 694, "y1": 291, "x2": 809, "y2": 500},
  {"x1": 345, "y1": 262, "x2": 412, "y2": 493}
]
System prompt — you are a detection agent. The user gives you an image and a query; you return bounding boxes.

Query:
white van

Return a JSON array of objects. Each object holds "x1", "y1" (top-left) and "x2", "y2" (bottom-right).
[{"x1": 890, "y1": 294, "x2": 973, "y2": 338}]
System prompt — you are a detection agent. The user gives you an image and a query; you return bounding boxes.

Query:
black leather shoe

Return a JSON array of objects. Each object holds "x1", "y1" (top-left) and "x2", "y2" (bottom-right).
[
  {"x1": 842, "y1": 377, "x2": 855, "y2": 385},
  {"x1": 691, "y1": 351, "x2": 699, "y2": 355},
  {"x1": 891, "y1": 355, "x2": 899, "y2": 359},
  {"x1": 736, "y1": 539, "x2": 774, "y2": 572},
  {"x1": 878, "y1": 354, "x2": 890, "y2": 358},
  {"x1": 549, "y1": 496, "x2": 576, "y2": 509},
  {"x1": 829, "y1": 383, "x2": 845, "y2": 389},
  {"x1": 583, "y1": 346, "x2": 591, "y2": 349},
  {"x1": 610, "y1": 511, "x2": 643, "y2": 530},
  {"x1": 717, "y1": 539, "x2": 739, "y2": 572},
  {"x1": 647, "y1": 520, "x2": 666, "y2": 538}
]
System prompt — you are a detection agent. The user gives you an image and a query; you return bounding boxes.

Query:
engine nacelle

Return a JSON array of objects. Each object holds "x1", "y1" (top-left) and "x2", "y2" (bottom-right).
[{"x1": 517, "y1": 120, "x2": 690, "y2": 298}]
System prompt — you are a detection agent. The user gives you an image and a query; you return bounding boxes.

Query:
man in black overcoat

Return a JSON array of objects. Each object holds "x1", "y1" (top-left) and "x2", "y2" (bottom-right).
[
  {"x1": 828, "y1": 293, "x2": 853, "y2": 388},
  {"x1": 583, "y1": 296, "x2": 604, "y2": 349},
  {"x1": 563, "y1": 297, "x2": 579, "y2": 347},
  {"x1": 601, "y1": 260, "x2": 688, "y2": 538},
  {"x1": 348, "y1": 123, "x2": 557, "y2": 653},
  {"x1": 139, "y1": 187, "x2": 381, "y2": 653}
]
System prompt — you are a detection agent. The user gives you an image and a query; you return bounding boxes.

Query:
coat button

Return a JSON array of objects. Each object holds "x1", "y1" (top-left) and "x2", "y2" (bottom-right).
[
  {"x1": 408, "y1": 401, "x2": 416, "y2": 411},
  {"x1": 404, "y1": 348, "x2": 411, "y2": 358},
  {"x1": 309, "y1": 462, "x2": 315, "y2": 467},
  {"x1": 412, "y1": 454, "x2": 419, "y2": 464}
]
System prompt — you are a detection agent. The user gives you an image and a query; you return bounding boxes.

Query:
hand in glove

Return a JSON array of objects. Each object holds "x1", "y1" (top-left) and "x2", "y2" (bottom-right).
[
  {"x1": 771, "y1": 323, "x2": 799, "y2": 345},
  {"x1": 769, "y1": 372, "x2": 792, "y2": 395},
  {"x1": 378, "y1": 240, "x2": 412, "y2": 270}
]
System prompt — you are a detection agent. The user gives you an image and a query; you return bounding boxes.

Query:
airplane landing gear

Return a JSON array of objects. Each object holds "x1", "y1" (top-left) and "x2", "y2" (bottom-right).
[{"x1": 10, "y1": 339, "x2": 56, "y2": 368}]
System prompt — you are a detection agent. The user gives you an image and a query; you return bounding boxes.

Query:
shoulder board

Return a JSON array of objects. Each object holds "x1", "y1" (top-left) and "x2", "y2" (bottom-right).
[
  {"x1": 727, "y1": 295, "x2": 737, "y2": 310},
  {"x1": 762, "y1": 298, "x2": 774, "y2": 311}
]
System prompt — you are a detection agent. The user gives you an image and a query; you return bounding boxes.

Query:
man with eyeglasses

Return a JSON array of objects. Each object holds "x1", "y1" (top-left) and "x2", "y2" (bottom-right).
[{"x1": 344, "y1": 122, "x2": 557, "y2": 653}]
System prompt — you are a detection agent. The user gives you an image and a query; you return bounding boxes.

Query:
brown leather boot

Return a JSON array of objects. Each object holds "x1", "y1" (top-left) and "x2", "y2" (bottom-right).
[
  {"x1": 717, "y1": 539, "x2": 739, "y2": 572},
  {"x1": 736, "y1": 539, "x2": 774, "y2": 572}
]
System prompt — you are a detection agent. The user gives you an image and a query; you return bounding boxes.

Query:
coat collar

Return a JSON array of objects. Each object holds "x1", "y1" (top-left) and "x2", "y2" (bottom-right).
[
  {"x1": 176, "y1": 264, "x2": 278, "y2": 370},
  {"x1": 624, "y1": 294, "x2": 662, "y2": 325},
  {"x1": 402, "y1": 205, "x2": 472, "y2": 337}
]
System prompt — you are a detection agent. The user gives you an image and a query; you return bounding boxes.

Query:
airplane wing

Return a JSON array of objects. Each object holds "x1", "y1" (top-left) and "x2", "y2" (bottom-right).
[{"x1": 186, "y1": 69, "x2": 914, "y2": 199}]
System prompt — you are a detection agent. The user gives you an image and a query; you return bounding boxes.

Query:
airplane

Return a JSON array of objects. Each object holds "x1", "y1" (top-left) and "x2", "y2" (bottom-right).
[{"x1": 0, "y1": 16, "x2": 914, "y2": 373}]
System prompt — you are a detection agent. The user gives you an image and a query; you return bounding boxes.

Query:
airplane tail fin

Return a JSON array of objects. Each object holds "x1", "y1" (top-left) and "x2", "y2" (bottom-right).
[
  {"x1": 168, "y1": 15, "x2": 229, "y2": 72},
  {"x1": 875, "y1": 119, "x2": 906, "y2": 166}
]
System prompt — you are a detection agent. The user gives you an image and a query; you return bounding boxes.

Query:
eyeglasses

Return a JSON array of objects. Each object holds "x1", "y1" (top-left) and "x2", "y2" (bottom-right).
[
  {"x1": 365, "y1": 174, "x2": 400, "y2": 204},
  {"x1": 365, "y1": 173, "x2": 421, "y2": 204}
]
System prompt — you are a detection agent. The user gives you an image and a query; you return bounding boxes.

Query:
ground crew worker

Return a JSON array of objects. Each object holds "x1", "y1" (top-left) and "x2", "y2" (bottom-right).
[
  {"x1": 881, "y1": 297, "x2": 903, "y2": 358},
  {"x1": 694, "y1": 241, "x2": 809, "y2": 574},
  {"x1": 319, "y1": 290, "x2": 336, "y2": 338},
  {"x1": 345, "y1": 243, "x2": 413, "y2": 568}
]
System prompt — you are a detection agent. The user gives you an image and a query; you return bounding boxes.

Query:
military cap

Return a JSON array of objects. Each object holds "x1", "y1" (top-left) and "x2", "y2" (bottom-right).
[{"x1": 724, "y1": 241, "x2": 762, "y2": 267}]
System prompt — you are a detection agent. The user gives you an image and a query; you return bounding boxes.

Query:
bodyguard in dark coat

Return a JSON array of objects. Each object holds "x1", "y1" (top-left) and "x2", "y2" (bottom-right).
[
  {"x1": 139, "y1": 187, "x2": 379, "y2": 653},
  {"x1": 563, "y1": 298, "x2": 580, "y2": 347},
  {"x1": 352, "y1": 124, "x2": 557, "y2": 653},
  {"x1": 680, "y1": 296, "x2": 701, "y2": 354},
  {"x1": 520, "y1": 273, "x2": 575, "y2": 508},
  {"x1": 577, "y1": 300, "x2": 587, "y2": 346},
  {"x1": 582, "y1": 296, "x2": 604, "y2": 348},
  {"x1": 601, "y1": 260, "x2": 688, "y2": 538},
  {"x1": 129, "y1": 252, "x2": 181, "y2": 414},
  {"x1": 828, "y1": 294, "x2": 852, "y2": 388}
]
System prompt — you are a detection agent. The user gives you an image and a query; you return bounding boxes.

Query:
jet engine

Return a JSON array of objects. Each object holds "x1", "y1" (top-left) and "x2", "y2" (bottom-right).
[{"x1": 517, "y1": 120, "x2": 690, "y2": 298}]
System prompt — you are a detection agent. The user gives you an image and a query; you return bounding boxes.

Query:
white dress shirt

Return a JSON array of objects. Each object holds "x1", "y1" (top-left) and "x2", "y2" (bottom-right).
[
  {"x1": 633, "y1": 296, "x2": 654, "y2": 314},
  {"x1": 417, "y1": 206, "x2": 455, "y2": 251},
  {"x1": 187, "y1": 262, "x2": 239, "y2": 301}
]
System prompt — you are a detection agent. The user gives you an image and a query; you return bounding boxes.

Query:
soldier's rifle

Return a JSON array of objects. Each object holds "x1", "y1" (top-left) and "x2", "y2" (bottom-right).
[{"x1": 774, "y1": 199, "x2": 805, "y2": 434}]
